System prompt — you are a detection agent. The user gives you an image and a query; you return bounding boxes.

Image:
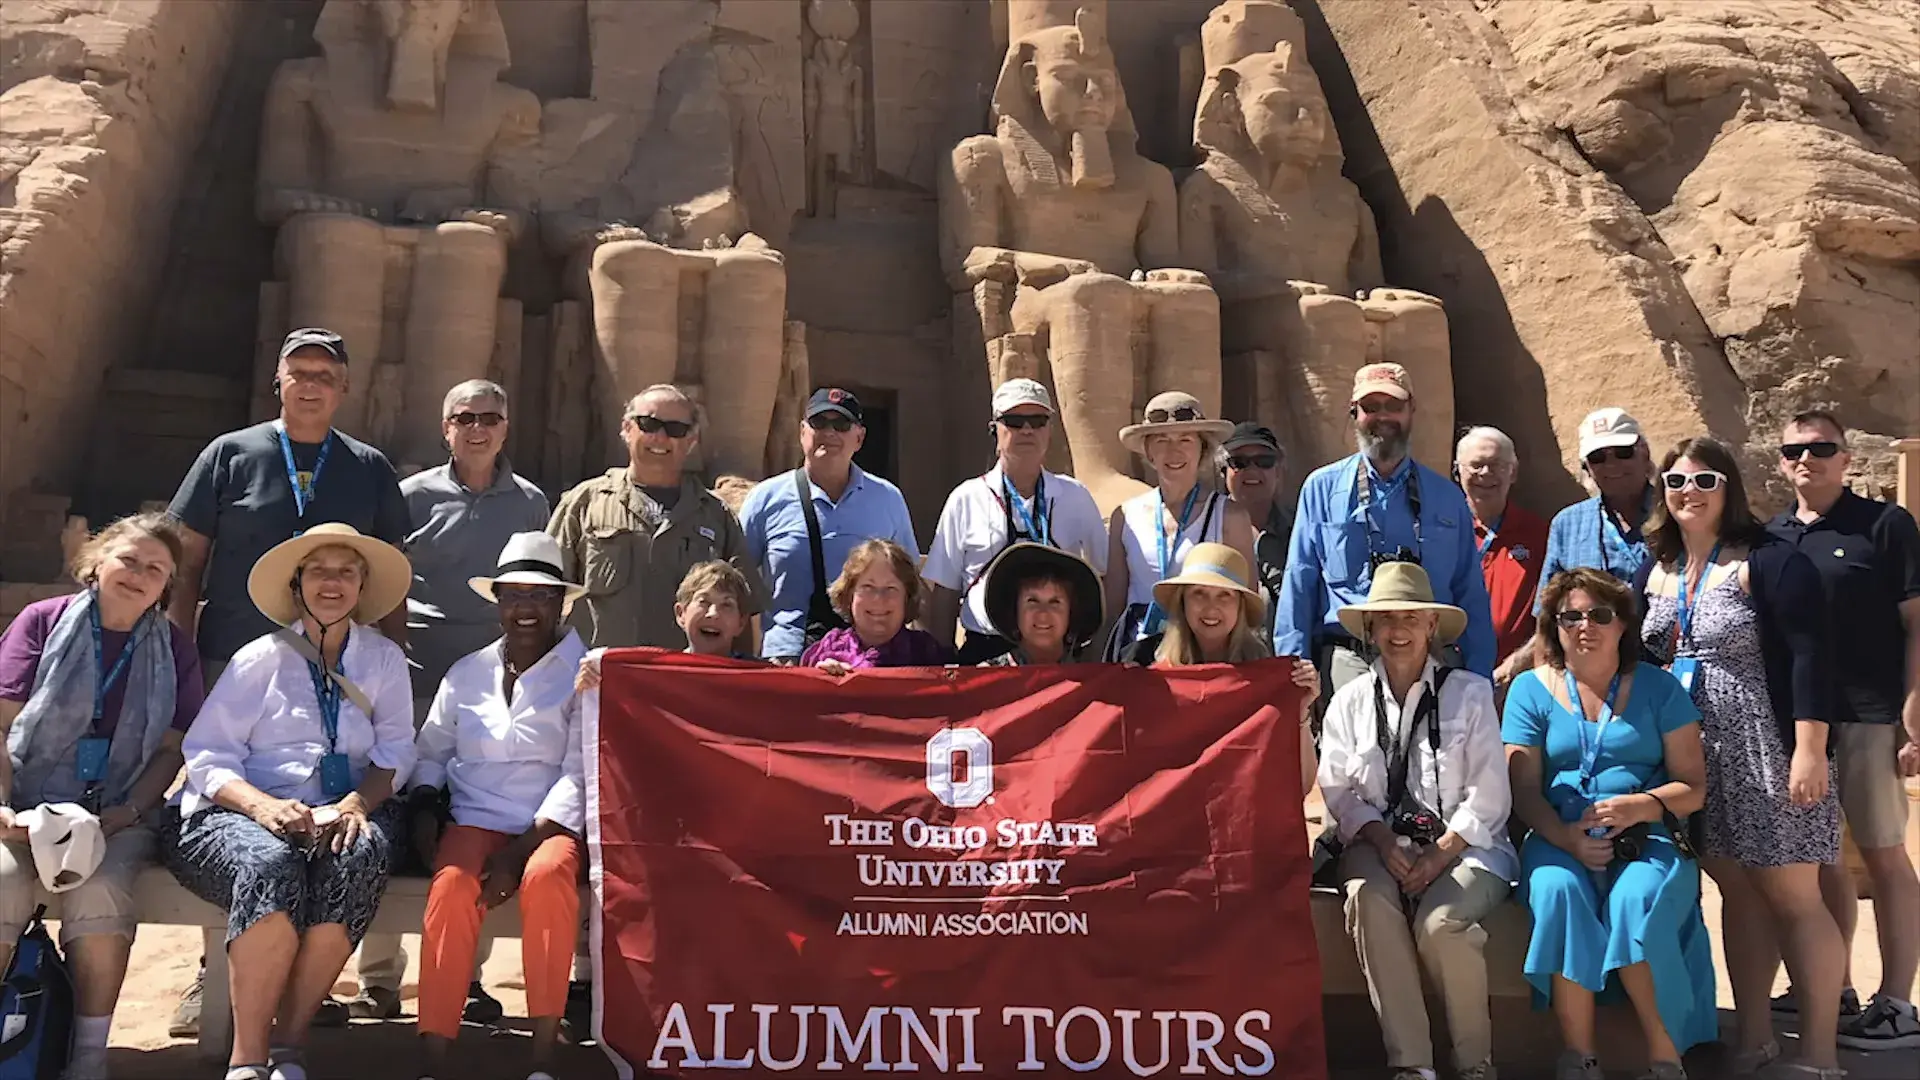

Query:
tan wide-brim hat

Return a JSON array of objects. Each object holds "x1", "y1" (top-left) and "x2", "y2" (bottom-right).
[
  {"x1": 981, "y1": 542, "x2": 1104, "y2": 647},
  {"x1": 1336, "y1": 561, "x2": 1467, "y2": 645},
  {"x1": 1119, "y1": 391, "x2": 1234, "y2": 454},
  {"x1": 247, "y1": 522, "x2": 412, "y2": 627},
  {"x1": 1151, "y1": 542, "x2": 1266, "y2": 622}
]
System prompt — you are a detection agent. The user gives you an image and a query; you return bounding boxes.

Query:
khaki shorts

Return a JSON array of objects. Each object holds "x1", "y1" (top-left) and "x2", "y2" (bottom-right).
[
  {"x1": 1835, "y1": 723, "x2": 1912, "y2": 851},
  {"x1": 0, "y1": 822, "x2": 157, "y2": 945}
]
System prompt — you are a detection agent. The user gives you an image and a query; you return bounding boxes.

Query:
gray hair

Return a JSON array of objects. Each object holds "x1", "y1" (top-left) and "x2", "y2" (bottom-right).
[
  {"x1": 626, "y1": 383, "x2": 702, "y2": 430},
  {"x1": 1455, "y1": 425, "x2": 1516, "y2": 466},
  {"x1": 442, "y1": 379, "x2": 507, "y2": 420}
]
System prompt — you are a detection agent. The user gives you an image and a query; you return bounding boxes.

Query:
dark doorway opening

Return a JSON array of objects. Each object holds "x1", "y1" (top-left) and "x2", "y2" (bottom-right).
[{"x1": 851, "y1": 389, "x2": 896, "y2": 483}]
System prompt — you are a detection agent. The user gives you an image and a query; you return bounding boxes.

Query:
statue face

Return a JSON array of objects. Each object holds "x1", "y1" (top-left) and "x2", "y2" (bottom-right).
[
  {"x1": 1238, "y1": 61, "x2": 1328, "y2": 165},
  {"x1": 374, "y1": 0, "x2": 466, "y2": 110},
  {"x1": 1024, "y1": 31, "x2": 1119, "y2": 134}
]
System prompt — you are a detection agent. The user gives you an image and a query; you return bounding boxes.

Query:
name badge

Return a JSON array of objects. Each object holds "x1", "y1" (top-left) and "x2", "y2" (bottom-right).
[
  {"x1": 319, "y1": 752, "x2": 355, "y2": 799},
  {"x1": 74, "y1": 737, "x2": 111, "y2": 783},
  {"x1": 1669, "y1": 657, "x2": 1700, "y2": 697}
]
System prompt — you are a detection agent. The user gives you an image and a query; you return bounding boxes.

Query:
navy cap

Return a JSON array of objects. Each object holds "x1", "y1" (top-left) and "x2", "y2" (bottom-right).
[
  {"x1": 805, "y1": 387, "x2": 863, "y2": 423},
  {"x1": 1222, "y1": 422, "x2": 1281, "y2": 454},
  {"x1": 278, "y1": 327, "x2": 349, "y2": 365}
]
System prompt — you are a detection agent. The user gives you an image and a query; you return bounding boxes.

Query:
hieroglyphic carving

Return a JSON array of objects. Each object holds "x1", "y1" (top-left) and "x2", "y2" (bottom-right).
[
  {"x1": 805, "y1": 0, "x2": 867, "y2": 216},
  {"x1": 256, "y1": 0, "x2": 538, "y2": 468},
  {"x1": 1180, "y1": 0, "x2": 1451, "y2": 469},
  {"x1": 941, "y1": 0, "x2": 1222, "y2": 511}
]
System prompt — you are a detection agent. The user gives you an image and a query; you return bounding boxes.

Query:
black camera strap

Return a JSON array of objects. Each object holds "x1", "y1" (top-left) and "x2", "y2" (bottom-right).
[
  {"x1": 794, "y1": 469, "x2": 847, "y2": 644},
  {"x1": 1356, "y1": 461, "x2": 1423, "y2": 566},
  {"x1": 1375, "y1": 665, "x2": 1453, "y2": 820}
]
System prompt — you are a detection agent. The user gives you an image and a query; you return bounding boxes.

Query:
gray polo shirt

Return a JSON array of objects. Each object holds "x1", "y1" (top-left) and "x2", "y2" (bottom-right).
[{"x1": 401, "y1": 460, "x2": 551, "y2": 703}]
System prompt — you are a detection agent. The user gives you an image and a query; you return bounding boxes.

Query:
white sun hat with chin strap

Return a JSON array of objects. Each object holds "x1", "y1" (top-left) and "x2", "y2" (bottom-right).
[{"x1": 15, "y1": 802, "x2": 106, "y2": 893}]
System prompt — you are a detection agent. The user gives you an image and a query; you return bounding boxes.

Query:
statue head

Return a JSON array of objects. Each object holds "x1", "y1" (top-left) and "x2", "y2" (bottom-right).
[
  {"x1": 1195, "y1": 47, "x2": 1332, "y2": 171},
  {"x1": 990, "y1": 5, "x2": 1137, "y2": 188},
  {"x1": 807, "y1": 0, "x2": 861, "y2": 42},
  {"x1": 313, "y1": 0, "x2": 510, "y2": 113}
]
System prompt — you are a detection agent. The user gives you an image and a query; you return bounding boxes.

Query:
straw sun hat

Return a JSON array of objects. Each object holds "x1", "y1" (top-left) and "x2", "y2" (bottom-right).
[
  {"x1": 1335, "y1": 561, "x2": 1467, "y2": 644},
  {"x1": 1118, "y1": 391, "x2": 1233, "y2": 454},
  {"x1": 1150, "y1": 542, "x2": 1266, "y2": 621},
  {"x1": 247, "y1": 522, "x2": 412, "y2": 627}
]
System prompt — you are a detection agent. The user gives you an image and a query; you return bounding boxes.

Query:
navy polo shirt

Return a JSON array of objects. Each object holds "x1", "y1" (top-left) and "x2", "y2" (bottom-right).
[{"x1": 1767, "y1": 491, "x2": 1920, "y2": 724}]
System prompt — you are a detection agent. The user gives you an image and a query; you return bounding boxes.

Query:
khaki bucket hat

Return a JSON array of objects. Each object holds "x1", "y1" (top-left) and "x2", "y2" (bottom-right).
[
  {"x1": 1150, "y1": 542, "x2": 1266, "y2": 622},
  {"x1": 1118, "y1": 391, "x2": 1234, "y2": 454},
  {"x1": 1336, "y1": 561, "x2": 1467, "y2": 645},
  {"x1": 247, "y1": 523, "x2": 412, "y2": 627}
]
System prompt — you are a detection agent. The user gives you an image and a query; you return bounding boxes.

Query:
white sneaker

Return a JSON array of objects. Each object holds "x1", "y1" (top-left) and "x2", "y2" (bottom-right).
[
  {"x1": 61, "y1": 1047, "x2": 108, "y2": 1080},
  {"x1": 1837, "y1": 993, "x2": 1920, "y2": 1052}
]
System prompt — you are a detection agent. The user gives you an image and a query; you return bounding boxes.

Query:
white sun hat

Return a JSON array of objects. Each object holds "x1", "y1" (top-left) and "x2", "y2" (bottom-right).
[
  {"x1": 469, "y1": 532, "x2": 588, "y2": 605},
  {"x1": 16, "y1": 803, "x2": 106, "y2": 893}
]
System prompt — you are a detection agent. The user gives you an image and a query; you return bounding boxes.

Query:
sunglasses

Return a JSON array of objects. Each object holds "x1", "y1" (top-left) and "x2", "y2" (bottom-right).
[
  {"x1": 1661, "y1": 470, "x2": 1725, "y2": 492},
  {"x1": 1779, "y1": 441, "x2": 1841, "y2": 461},
  {"x1": 1584, "y1": 445, "x2": 1637, "y2": 466},
  {"x1": 448, "y1": 411, "x2": 504, "y2": 428},
  {"x1": 1146, "y1": 405, "x2": 1202, "y2": 423},
  {"x1": 996, "y1": 414, "x2": 1051, "y2": 430},
  {"x1": 807, "y1": 414, "x2": 856, "y2": 433},
  {"x1": 1554, "y1": 606, "x2": 1617, "y2": 627},
  {"x1": 628, "y1": 414, "x2": 694, "y2": 438},
  {"x1": 1227, "y1": 453, "x2": 1279, "y2": 470}
]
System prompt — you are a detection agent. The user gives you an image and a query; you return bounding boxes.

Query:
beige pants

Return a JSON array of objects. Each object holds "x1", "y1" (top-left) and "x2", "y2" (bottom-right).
[
  {"x1": 1835, "y1": 722, "x2": 1911, "y2": 850},
  {"x1": 1340, "y1": 841, "x2": 1510, "y2": 1071},
  {"x1": 0, "y1": 823, "x2": 157, "y2": 945}
]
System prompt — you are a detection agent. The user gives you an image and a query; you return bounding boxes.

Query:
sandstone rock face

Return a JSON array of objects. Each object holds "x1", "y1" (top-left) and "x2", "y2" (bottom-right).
[
  {"x1": 1308, "y1": 0, "x2": 1918, "y2": 507},
  {"x1": 0, "y1": 0, "x2": 240, "y2": 542}
]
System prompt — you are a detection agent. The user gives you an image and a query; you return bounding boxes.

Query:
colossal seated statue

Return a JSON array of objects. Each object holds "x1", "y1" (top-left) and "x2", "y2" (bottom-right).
[
  {"x1": 1179, "y1": 0, "x2": 1452, "y2": 471},
  {"x1": 257, "y1": 0, "x2": 538, "y2": 469},
  {"x1": 941, "y1": 0, "x2": 1222, "y2": 512}
]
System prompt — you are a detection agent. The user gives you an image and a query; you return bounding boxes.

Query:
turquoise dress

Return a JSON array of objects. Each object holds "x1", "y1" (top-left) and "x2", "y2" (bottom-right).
[{"x1": 1501, "y1": 665, "x2": 1717, "y2": 1052}]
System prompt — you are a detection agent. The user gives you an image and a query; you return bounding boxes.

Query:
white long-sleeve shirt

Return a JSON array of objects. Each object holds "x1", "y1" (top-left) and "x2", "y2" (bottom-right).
[
  {"x1": 412, "y1": 629, "x2": 588, "y2": 836},
  {"x1": 182, "y1": 626, "x2": 416, "y2": 816},
  {"x1": 1317, "y1": 657, "x2": 1517, "y2": 881}
]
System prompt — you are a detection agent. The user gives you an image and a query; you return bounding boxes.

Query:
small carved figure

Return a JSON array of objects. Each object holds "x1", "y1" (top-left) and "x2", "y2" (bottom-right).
[
  {"x1": 257, "y1": 0, "x2": 539, "y2": 467},
  {"x1": 805, "y1": 0, "x2": 866, "y2": 216}
]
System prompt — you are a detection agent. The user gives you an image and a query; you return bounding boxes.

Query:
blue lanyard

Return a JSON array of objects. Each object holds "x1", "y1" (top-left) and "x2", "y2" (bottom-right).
[
  {"x1": 304, "y1": 628, "x2": 349, "y2": 752},
  {"x1": 1476, "y1": 512, "x2": 1505, "y2": 559},
  {"x1": 1566, "y1": 669, "x2": 1623, "y2": 791},
  {"x1": 88, "y1": 593, "x2": 145, "y2": 728},
  {"x1": 1000, "y1": 471, "x2": 1050, "y2": 548},
  {"x1": 1674, "y1": 542, "x2": 1723, "y2": 647},
  {"x1": 1594, "y1": 488, "x2": 1650, "y2": 578},
  {"x1": 1141, "y1": 485, "x2": 1203, "y2": 637},
  {"x1": 277, "y1": 423, "x2": 333, "y2": 521}
]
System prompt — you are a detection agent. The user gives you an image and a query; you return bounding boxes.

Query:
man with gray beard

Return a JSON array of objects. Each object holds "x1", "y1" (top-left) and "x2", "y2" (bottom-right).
[{"x1": 1273, "y1": 363, "x2": 1494, "y2": 704}]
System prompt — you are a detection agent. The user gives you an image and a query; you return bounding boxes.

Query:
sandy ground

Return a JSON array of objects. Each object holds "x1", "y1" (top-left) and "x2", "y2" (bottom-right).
[{"x1": 81, "y1": 793, "x2": 1920, "y2": 1078}]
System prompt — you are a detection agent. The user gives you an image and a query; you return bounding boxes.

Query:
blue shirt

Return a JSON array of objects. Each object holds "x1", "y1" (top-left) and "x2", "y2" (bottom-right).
[
  {"x1": 740, "y1": 466, "x2": 920, "y2": 659},
  {"x1": 1273, "y1": 453, "x2": 1496, "y2": 675},
  {"x1": 1535, "y1": 488, "x2": 1653, "y2": 613},
  {"x1": 1500, "y1": 664, "x2": 1699, "y2": 825}
]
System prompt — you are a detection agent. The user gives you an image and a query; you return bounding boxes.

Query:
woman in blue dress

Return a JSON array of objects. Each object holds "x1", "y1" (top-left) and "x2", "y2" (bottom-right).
[{"x1": 1504, "y1": 567, "x2": 1714, "y2": 1080}]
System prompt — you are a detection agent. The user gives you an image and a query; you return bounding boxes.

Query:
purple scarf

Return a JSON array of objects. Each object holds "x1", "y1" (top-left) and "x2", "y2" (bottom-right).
[{"x1": 800, "y1": 627, "x2": 952, "y2": 669}]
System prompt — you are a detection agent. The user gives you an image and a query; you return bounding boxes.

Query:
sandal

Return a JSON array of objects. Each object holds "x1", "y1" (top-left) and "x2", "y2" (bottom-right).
[
  {"x1": 1758, "y1": 1063, "x2": 1845, "y2": 1080},
  {"x1": 224, "y1": 1068, "x2": 272, "y2": 1080},
  {"x1": 1729, "y1": 1041, "x2": 1782, "y2": 1076}
]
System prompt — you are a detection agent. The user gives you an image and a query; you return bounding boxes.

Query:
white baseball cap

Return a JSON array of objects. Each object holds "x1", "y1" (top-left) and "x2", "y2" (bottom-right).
[
  {"x1": 992, "y1": 378, "x2": 1053, "y2": 417},
  {"x1": 16, "y1": 803, "x2": 105, "y2": 893},
  {"x1": 1576, "y1": 407, "x2": 1644, "y2": 459}
]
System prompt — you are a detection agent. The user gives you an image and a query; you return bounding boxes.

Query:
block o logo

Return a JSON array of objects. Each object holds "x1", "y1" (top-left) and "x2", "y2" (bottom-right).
[{"x1": 925, "y1": 728, "x2": 993, "y2": 808}]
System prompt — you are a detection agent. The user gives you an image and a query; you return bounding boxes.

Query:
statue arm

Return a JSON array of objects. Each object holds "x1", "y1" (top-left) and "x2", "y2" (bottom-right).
[
  {"x1": 257, "y1": 60, "x2": 360, "y2": 223},
  {"x1": 940, "y1": 136, "x2": 1012, "y2": 291},
  {"x1": 1137, "y1": 162, "x2": 1185, "y2": 271},
  {"x1": 1350, "y1": 198, "x2": 1385, "y2": 292},
  {"x1": 1177, "y1": 175, "x2": 1222, "y2": 280}
]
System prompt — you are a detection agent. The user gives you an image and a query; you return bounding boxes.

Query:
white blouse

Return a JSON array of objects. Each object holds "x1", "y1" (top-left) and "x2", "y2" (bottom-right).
[
  {"x1": 1119, "y1": 488, "x2": 1226, "y2": 606},
  {"x1": 1316, "y1": 657, "x2": 1517, "y2": 881},
  {"x1": 182, "y1": 626, "x2": 417, "y2": 817},
  {"x1": 412, "y1": 629, "x2": 588, "y2": 836}
]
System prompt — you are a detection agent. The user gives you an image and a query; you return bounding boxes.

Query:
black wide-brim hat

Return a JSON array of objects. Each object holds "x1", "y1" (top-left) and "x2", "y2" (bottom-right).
[{"x1": 981, "y1": 542, "x2": 1104, "y2": 648}]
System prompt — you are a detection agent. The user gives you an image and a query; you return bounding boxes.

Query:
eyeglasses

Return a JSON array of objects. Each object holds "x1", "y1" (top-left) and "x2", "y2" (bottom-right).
[
  {"x1": 996, "y1": 414, "x2": 1051, "y2": 430},
  {"x1": 1779, "y1": 441, "x2": 1841, "y2": 461},
  {"x1": 1584, "y1": 445, "x2": 1637, "y2": 466},
  {"x1": 448, "y1": 411, "x2": 505, "y2": 428},
  {"x1": 628, "y1": 415, "x2": 694, "y2": 438},
  {"x1": 497, "y1": 583, "x2": 565, "y2": 604},
  {"x1": 807, "y1": 415, "x2": 856, "y2": 433},
  {"x1": 1661, "y1": 470, "x2": 1725, "y2": 492},
  {"x1": 1146, "y1": 406, "x2": 1202, "y2": 423},
  {"x1": 1554, "y1": 606, "x2": 1617, "y2": 627},
  {"x1": 1227, "y1": 453, "x2": 1279, "y2": 470}
]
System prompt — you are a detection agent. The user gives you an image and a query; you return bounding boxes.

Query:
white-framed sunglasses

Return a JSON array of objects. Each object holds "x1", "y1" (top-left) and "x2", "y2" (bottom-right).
[{"x1": 1661, "y1": 469, "x2": 1726, "y2": 493}]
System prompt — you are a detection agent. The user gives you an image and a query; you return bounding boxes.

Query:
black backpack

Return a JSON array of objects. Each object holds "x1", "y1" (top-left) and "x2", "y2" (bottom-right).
[{"x1": 0, "y1": 906, "x2": 74, "y2": 1080}]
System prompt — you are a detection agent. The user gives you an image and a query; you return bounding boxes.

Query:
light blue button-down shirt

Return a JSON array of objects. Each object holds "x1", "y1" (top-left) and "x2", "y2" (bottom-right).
[
  {"x1": 1535, "y1": 489, "x2": 1654, "y2": 612},
  {"x1": 1273, "y1": 453, "x2": 1496, "y2": 675},
  {"x1": 740, "y1": 466, "x2": 920, "y2": 659}
]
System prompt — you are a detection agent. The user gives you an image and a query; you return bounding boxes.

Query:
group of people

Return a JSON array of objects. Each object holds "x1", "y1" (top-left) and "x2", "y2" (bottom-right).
[{"x1": 0, "y1": 325, "x2": 1909, "y2": 1080}]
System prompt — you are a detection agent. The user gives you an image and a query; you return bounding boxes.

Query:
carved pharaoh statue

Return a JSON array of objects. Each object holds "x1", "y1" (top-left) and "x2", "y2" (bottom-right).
[
  {"x1": 805, "y1": 0, "x2": 867, "y2": 216},
  {"x1": 257, "y1": 0, "x2": 539, "y2": 468},
  {"x1": 1179, "y1": 0, "x2": 1452, "y2": 470},
  {"x1": 941, "y1": 0, "x2": 1223, "y2": 511}
]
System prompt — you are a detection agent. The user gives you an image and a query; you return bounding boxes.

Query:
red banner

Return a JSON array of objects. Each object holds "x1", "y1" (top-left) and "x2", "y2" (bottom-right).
[{"x1": 586, "y1": 651, "x2": 1323, "y2": 1079}]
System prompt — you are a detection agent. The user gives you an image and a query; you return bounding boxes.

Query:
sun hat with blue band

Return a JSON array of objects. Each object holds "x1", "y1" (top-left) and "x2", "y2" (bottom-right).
[{"x1": 1150, "y1": 542, "x2": 1266, "y2": 622}]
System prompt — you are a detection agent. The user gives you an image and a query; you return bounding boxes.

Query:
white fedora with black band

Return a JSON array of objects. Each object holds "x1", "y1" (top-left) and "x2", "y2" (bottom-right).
[{"x1": 470, "y1": 532, "x2": 587, "y2": 605}]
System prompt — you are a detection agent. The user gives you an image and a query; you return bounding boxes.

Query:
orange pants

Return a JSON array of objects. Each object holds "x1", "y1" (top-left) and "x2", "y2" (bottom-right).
[{"x1": 419, "y1": 824, "x2": 582, "y2": 1039}]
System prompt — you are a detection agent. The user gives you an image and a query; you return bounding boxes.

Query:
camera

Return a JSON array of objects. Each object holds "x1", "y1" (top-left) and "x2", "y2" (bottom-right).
[
  {"x1": 1391, "y1": 806, "x2": 1444, "y2": 846},
  {"x1": 1610, "y1": 822, "x2": 1651, "y2": 863},
  {"x1": 1370, "y1": 548, "x2": 1419, "y2": 572}
]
